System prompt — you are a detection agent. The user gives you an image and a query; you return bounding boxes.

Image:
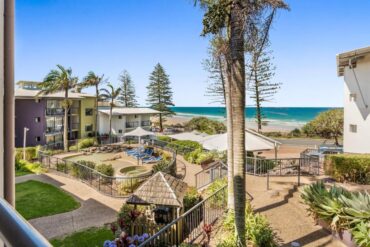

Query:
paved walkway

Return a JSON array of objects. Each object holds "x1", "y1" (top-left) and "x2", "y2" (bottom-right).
[
  {"x1": 246, "y1": 175, "x2": 345, "y2": 247},
  {"x1": 16, "y1": 173, "x2": 124, "y2": 239}
]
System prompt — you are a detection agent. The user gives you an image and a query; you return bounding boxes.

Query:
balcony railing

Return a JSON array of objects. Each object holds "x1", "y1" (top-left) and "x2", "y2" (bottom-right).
[
  {"x1": 141, "y1": 120, "x2": 151, "y2": 127},
  {"x1": 45, "y1": 108, "x2": 79, "y2": 116},
  {"x1": 126, "y1": 121, "x2": 139, "y2": 128},
  {"x1": 0, "y1": 198, "x2": 51, "y2": 247},
  {"x1": 45, "y1": 126, "x2": 63, "y2": 135}
]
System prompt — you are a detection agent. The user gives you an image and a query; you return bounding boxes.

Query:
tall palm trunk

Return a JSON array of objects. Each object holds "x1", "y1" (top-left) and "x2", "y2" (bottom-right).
[
  {"x1": 109, "y1": 101, "x2": 113, "y2": 143},
  {"x1": 230, "y1": 1, "x2": 246, "y2": 246},
  {"x1": 221, "y1": 53, "x2": 234, "y2": 210},
  {"x1": 95, "y1": 85, "x2": 99, "y2": 140},
  {"x1": 64, "y1": 90, "x2": 69, "y2": 152}
]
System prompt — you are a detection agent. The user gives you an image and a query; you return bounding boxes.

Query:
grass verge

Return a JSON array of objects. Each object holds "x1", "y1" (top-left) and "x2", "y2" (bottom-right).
[
  {"x1": 50, "y1": 227, "x2": 113, "y2": 247},
  {"x1": 16, "y1": 180, "x2": 80, "y2": 220}
]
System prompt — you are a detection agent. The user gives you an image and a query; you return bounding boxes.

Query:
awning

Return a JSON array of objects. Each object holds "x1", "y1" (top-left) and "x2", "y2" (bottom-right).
[
  {"x1": 168, "y1": 131, "x2": 209, "y2": 143},
  {"x1": 124, "y1": 127, "x2": 156, "y2": 137},
  {"x1": 201, "y1": 130, "x2": 280, "y2": 152}
]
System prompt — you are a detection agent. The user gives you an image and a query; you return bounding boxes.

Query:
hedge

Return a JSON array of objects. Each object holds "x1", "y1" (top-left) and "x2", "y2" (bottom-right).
[
  {"x1": 324, "y1": 154, "x2": 370, "y2": 184},
  {"x1": 15, "y1": 147, "x2": 37, "y2": 162}
]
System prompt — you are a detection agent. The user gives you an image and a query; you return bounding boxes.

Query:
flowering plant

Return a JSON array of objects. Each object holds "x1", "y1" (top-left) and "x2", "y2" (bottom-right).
[{"x1": 103, "y1": 233, "x2": 150, "y2": 247}]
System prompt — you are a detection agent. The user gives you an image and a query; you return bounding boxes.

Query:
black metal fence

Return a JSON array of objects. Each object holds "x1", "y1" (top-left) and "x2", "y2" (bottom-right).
[
  {"x1": 195, "y1": 161, "x2": 227, "y2": 190},
  {"x1": 38, "y1": 138, "x2": 178, "y2": 198},
  {"x1": 138, "y1": 185, "x2": 227, "y2": 247}
]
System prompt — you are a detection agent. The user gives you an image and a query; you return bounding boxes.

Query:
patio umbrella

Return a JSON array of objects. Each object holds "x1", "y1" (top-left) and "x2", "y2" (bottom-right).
[{"x1": 124, "y1": 127, "x2": 156, "y2": 144}]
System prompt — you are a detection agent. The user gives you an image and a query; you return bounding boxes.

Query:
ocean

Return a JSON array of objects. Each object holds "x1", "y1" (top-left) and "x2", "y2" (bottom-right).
[{"x1": 170, "y1": 107, "x2": 338, "y2": 131}]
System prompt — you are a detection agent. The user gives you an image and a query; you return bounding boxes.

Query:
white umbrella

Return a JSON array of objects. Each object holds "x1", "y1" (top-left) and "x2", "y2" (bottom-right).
[
  {"x1": 201, "y1": 131, "x2": 277, "y2": 152},
  {"x1": 124, "y1": 127, "x2": 155, "y2": 143}
]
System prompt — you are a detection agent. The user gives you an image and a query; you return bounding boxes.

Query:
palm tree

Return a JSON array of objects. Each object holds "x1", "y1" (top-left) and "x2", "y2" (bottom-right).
[
  {"x1": 80, "y1": 71, "x2": 106, "y2": 140},
  {"x1": 38, "y1": 65, "x2": 78, "y2": 152},
  {"x1": 100, "y1": 83, "x2": 122, "y2": 142}
]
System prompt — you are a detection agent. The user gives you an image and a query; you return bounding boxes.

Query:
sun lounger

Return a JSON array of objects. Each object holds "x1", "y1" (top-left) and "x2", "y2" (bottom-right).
[{"x1": 142, "y1": 156, "x2": 162, "y2": 163}]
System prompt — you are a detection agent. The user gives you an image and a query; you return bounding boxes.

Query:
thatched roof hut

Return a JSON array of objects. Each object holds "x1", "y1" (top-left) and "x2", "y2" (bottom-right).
[{"x1": 127, "y1": 172, "x2": 188, "y2": 208}]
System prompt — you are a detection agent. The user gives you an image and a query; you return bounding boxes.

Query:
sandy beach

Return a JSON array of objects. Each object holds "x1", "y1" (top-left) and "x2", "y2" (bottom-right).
[{"x1": 155, "y1": 115, "x2": 300, "y2": 133}]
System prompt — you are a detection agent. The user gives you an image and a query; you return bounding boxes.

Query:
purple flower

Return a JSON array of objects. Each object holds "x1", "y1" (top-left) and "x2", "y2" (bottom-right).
[
  {"x1": 133, "y1": 235, "x2": 139, "y2": 241},
  {"x1": 142, "y1": 233, "x2": 149, "y2": 239},
  {"x1": 138, "y1": 236, "x2": 145, "y2": 243},
  {"x1": 129, "y1": 244, "x2": 136, "y2": 247}
]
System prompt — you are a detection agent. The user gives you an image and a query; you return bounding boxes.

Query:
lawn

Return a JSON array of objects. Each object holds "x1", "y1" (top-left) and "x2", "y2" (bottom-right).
[
  {"x1": 50, "y1": 227, "x2": 113, "y2": 247},
  {"x1": 16, "y1": 180, "x2": 80, "y2": 220}
]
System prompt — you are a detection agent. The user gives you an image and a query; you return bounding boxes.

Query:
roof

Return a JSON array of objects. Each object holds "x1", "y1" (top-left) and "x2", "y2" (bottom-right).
[
  {"x1": 201, "y1": 129, "x2": 280, "y2": 152},
  {"x1": 168, "y1": 131, "x2": 209, "y2": 142},
  {"x1": 124, "y1": 127, "x2": 155, "y2": 137},
  {"x1": 15, "y1": 88, "x2": 95, "y2": 99},
  {"x1": 98, "y1": 107, "x2": 160, "y2": 115},
  {"x1": 337, "y1": 46, "x2": 370, "y2": 76},
  {"x1": 126, "y1": 172, "x2": 188, "y2": 207}
]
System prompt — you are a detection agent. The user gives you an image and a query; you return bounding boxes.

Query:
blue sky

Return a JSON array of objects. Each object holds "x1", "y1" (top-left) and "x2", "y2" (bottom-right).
[{"x1": 15, "y1": 0, "x2": 370, "y2": 107}]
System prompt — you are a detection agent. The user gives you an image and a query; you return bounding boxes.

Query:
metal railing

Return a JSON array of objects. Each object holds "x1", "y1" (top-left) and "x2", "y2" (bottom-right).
[
  {"x1": 138, "y1": 185, "x2": 227, "y2": 247},
  {"x1": 0, "y1": 198, "x2": 51, "y2": 247},
  {"x1": 45, "y1": 107, "x2": 79, "y2": 116},
  {"x1": 126, "y1": 121, "x2": 139, "y2": 128},
  {"x1": 39, "y1": 138, "x2": 179, "y2": 197},
  {"x1": 141, "y1": 120, "x2": 151, "y2": 127},
  {"x1": 195, "y1": 161, "x2": 227, "y2": 190}
]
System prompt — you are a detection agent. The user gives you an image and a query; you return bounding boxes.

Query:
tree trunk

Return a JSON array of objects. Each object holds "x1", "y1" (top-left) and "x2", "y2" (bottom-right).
[
  {"x1": 109, "y1": 102, "x2": 113, "y2": 143},
  {"x1": 222, "y1": 53, "x2": 234, "y2": 211},
  {"x1": 64, "y1": 90, "x2": 69, "y2": 152},
  {"x1": 95, "y1": 86, "x2": 99, "y2": 141},
  {"x1": 159, "y1": 113, "x2": 163, "y2": 132},
  {"x1": 230, "y1": 1, "x2": 246, "y2": 246},
  {"x1": 254, "y1": 56, "x2": 262, "y2": 132}
]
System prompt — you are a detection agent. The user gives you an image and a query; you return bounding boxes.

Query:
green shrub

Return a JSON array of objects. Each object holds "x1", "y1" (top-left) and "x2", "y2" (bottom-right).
[
  {"x1": 183, "y1": 187, "x2": 202, "y2": 211},
  {"x1": 15, "y1": 147, "x2": 37, "y2": 162},
  {"x1": 71, "y1": 160, "x2": 96, "y2": 178},
  {"x1": 184, "y1": 149, "x2": 217, "y2": 165},
  {"x1": 324, "y1": 154, "x2": 370, "y2": 184},
  {"x1": 217, "y1": 202, "x2": 277, "y2": 247},
  {"x1": 77, "y1": 160, "x2": 96, "y2": 169},
  {"x1": 157, "y1": 135, "x2": 172, "y2": 143},
  {"x1": 288, "y1": 128, "x2": 302, "y2": 137},
  {"x1": 153, "y1": 160, "x2": 170, "y2": 172},
  {"x1": 78, "y1": 138, "x2": 96, "y2": 149},
  {"x1": 96, "y1": 163, "x2": 114, "y2": 176},
  {"x1": 167, "y1": 140, "x2": 202, "y2": 154},
  {"x1": 16, "y1": 159, "x2": 44, "y2": 174},
  {"x1": 301, "y1": 182, "x2": 370, "y2": 246},
  {"x1": 185, "y1": 117, "x2": 226, "y2": 135}
]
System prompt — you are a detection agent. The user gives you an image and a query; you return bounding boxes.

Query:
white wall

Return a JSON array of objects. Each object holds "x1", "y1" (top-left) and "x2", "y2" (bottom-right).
[
  {"x1": 98, "y1": 113, "x2": 152, "y2": 136},
  {"x1": 343, "y1": 55, "x2": 370, "y2": 153},
  {"x1": 0, "y1": 0, "x2": 4, "y2": 198}
]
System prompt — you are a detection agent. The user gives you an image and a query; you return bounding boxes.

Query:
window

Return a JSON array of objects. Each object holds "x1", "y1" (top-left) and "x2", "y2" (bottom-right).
[
  {"x1": 85, "y1": 124, "x2": 93, "y2": 132},
  {"x1": 118, "y1": 115, "x2": 122, "y2": 119},
  {"x1": 85, "y1": 108, "x2": 93, "y2": 116},
  {"x1": 134, "y1": 115, "x2": 138, "y2": 118},
  {"x1": 349, "y1": 124, "x2": 357, "y2": 133},
  {"x1": 349, "y1": 93, "x2": 357, "y2": 102},
  {"x1": 118, "y1": 129, "x2": 123, "y2": 134},
  {"x1": 35, "y1": 136, "x2": 41, "y2": 142},
  {"x1": 35, "y1": 98, "x2": 40, "y2": 103},
  {"x1": 35, "y1": 117, "x2": 41, "y2": 123}
]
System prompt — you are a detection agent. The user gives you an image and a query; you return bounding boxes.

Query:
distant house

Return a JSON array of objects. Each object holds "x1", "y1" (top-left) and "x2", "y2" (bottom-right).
[
  {"x1": 337, "y1": 46, "x2": 370, "y2": 153},
  {"x1": 15, "y1": 81, "x2": 96, "y2": 147},
  {"x1": 98, "y1": 107, "x2": 159, "y2": 136}
]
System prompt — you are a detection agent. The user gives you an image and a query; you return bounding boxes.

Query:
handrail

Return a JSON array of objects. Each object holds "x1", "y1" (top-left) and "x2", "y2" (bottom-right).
[
  {"x1": 138, "y1": 185, "x2": 227, "y2": 247},
  {"x1": 0, "y1": 198, "x2": 51, "y2": 247}
]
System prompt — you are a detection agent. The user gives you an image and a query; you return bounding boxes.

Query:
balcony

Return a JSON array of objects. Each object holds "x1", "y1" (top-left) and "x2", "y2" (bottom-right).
[
  {"x1": 45, "y1": 126, "x2": 63, "y2": 135},
  {"x1": 45, "y1": 108, "x2": 79, "y2": 116},
  {"x1": 141, "y1": 120, "x2": 151, "y2": 127},
  {"x1": 126, "y1": 121, "x2": 139, "y2": 128}
]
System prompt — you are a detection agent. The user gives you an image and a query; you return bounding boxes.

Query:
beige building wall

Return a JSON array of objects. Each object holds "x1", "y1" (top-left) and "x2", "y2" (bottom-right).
[
  {"x1": 343, "y1": 54, "x2": 370, "y2": 153},
  {"x1": 80, "y1": 97, "x2": 96, "y2": 138}
]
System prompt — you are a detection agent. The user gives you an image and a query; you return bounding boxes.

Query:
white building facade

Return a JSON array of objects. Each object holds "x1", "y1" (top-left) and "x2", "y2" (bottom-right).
[
  {"x1": 337, "y1": 46, "x2": 370, "y2": 153},
  {"x1": 98, "y1": 107, "x2": 159, "y2": 136}
]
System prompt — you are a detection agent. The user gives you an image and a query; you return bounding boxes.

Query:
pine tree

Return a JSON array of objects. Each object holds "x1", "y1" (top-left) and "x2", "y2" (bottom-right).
[
  {"x1": 247, "y1": 50, "x2": 281, "y2": 132},
  {"x1": 146, "y1": 63, "x2": 174, "y2": 132},
  {"x1": 119, "y1": 70, "x2": 138, "y2": 107}
]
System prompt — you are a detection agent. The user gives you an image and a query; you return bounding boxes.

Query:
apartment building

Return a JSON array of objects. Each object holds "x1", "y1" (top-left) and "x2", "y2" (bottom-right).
[
  {"x1": 337, "y1": 46, "x2": 370, "y2": 153},
  {"x1": 98, "y1": 107, "x2": 159, "y2": 136},
  {"x1": 15, "y1": 81, "x2": 96, "y2": 147}
]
